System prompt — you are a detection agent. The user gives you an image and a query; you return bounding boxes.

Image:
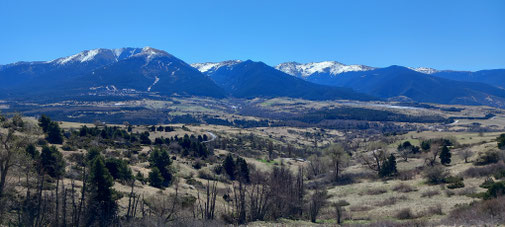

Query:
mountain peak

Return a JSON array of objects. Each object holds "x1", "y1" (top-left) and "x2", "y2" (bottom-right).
[
  {"x1": 191, "y1": 60, "x2": 242, "y2": 73},
  {"x1": 51, "y1": 48, "x2": 108, "y2": 64},
  {"x1": 408, "y1": 67, "x2": 439, "y2": 74},
  {"x1": 134, "y1": 47, "x2": 171, "y2": 59},
  {"x1": 276, "y1": 61, "x2": 374, "y2": 77}
]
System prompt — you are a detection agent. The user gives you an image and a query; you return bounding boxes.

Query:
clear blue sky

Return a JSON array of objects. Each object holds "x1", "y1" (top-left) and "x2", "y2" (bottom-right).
[{"x1": 1, "y1": 0, "x2": 504, "y2": 71}]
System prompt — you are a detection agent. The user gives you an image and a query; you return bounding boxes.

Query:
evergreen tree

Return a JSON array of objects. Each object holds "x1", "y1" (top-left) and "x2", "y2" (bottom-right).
[
  {"x1": 25, "y1": 144, "x2": 39, "y2": 159},
  {"x1": 105, "y1": 158, "x2": 133, "y2": 182},
  {"x1": 40, "y1": 146, "x2": 65, "y2": 179},
  {"x1": 79, "y1": 125, "x2": 89, "y2": 137},
  {"x1": 379, "y1": 154, "x2": 397, "y2": 177},
  {"x1": 223, "y1": 154, "x2": 236, "y2": 180},
  {"x1": 148, "y1": 149, "x2": 173, "y2": 187},
  {"x1": 235, "y1": 157, "x2": 250, "y2": 183},
  {"x1": 46, "y1": 122, "x2": 63, "y2": 144},
  {"x1": 148, "y1": 167, "x2": 163, "y2": 188},
  {"x1": 421, "y1": 140, "x2": 431, "y2": 151},
  {"x1": 497, "y1": 134, "x2": 505, "y2": 150},
  {"x1": 38, "y1": 115, "x2": 51, "y2": 133},
  {"x1": 140, "y1": 132, "x2": 151, "y2": 145},
  {"x1": 440, "y1": 145, "x2": 452, "y2": 165},
  {"x1": 86, "y1": 155, "x2": 118, "y2": 226}
]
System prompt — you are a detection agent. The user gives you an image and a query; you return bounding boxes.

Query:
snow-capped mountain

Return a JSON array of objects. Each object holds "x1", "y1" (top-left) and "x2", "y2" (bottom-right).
[
  {"x1": 275, "y1": 61, "x2": 375, "y2": 78},
  {"x1": 48, "y1": 47, "x2": 168, "y2": 65},
  {"x1": 0, "y1": 47, "x2": 226, "y2": 98},
  {"x1": 408, "y1": 67, "x2": 439, "y2": 74},
  {"x1": 191, "y1": 60, "x2": 242, "y2": 74}
]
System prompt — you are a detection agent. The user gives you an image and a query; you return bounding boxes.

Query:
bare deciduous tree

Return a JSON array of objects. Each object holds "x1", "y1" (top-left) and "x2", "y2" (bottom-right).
[
  {"x1": 326, "y1": 143, "x2": 350, "y2": 180},
  {"x1": 459, "y1": 149, "x2": 473, "y2": 163}
]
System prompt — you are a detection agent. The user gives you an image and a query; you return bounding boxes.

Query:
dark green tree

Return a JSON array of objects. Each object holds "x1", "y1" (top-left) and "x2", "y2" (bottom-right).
[
  {"x1": 236, "y1": 157, "x2": 250, "y2": 183},
  {"x1": 148, "y1": 167, "x2": 163, "y2": 188},
  {"x1": 86, "y1": 155, "x2": 118, "y2": 226},
  {"x1": 223, "y1": 154, "x2": 236, "y2": 180},
  {"x1": 46, "y1": 122, "x2": 63, "y2": 144},
  {"x1": 148, "y1": 149, "x2": 173, "y2": 187},
  {"x1": 38, "y1": 115, "x2": 51, "y2": 133},
  {"x1": 40, "y1": 146, "x2": 65, "y2": 179},
  {"x1": 105, "y1": 158, "x2": 133, "y2": 182},
  {"x1": 379, "y1": 154, "x2": 397, "y2": 177},
  {"x1": 440, "y1": 146, "x2": 452, "y2": 165},
  {"x1": 25, "y1": 144, "x2": 39, "y2": 159},
  {"x1": 484, "y1": 181, "x2": 505, "y2": 199},
  {"x1": 497, "y1": 134, "x2": 505, "y2": 150},
  {"x1": 421, "y1": 140, "x2": 431, "y2": 151},
  {"x1": 140, "y1": 132, "x2": 151, "y2": 145}
]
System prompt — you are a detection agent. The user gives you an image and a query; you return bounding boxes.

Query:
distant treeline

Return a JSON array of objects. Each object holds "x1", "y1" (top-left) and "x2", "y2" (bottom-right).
[
  {"x1": 293, "y1": 107, "x2": 451, "y2": 124},
  {"x1": 449, "y1": 113, "x2": 496, "y2": 121}
]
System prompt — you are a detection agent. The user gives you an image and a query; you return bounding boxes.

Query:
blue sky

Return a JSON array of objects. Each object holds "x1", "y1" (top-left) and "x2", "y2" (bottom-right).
[{"x1": 1, "y1": 0, "x2": 504, "y2": 71}]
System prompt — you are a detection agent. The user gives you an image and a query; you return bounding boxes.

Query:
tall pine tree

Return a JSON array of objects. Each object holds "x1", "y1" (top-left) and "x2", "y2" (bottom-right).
[
  {"x1": 440, "y1": 145, "x2": 452, "y2": 165},
  {"x1": 86, "y1": 155, "x2": 118, "y2": 226}
]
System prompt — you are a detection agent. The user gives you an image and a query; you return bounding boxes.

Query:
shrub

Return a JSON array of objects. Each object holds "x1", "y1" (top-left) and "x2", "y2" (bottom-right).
[
  {"x1": 361, "y1": 188, "x2": 387, "y2": 195},
  {"x1": 445, "y1": 196, "x2": 505, "y2": 225},
  {"x1": 424, "y1": 166, "x2": 449, "y2": 184},
  {"x1": 392, "y1": 183, "x2": 416, "y2": 193},
  {"x1": 446, "y1": 176, "x2": 465, "y2": 189},
  {"x1": 475, "y1": 151, "x2": 501, "y2": 166},
  {"x1": 484, "y1": 181, "x2": 505, "y2": 199},
  {"x1": 480, "y1": 178, "x2": 495, "y2": 189},
  {"x1": 421, "y1": 189, "x2": 440, "y2": 198},
  {"x1": 463, "y1": 161, "x2": 505, "y2": 178},
  {"x1": 426, "y1": 204, "x2": 444, "y2": 216},
  {"x1": 445, "y1": 190, "x2": 455, "y2": 197},
  {"x1": 375, "y1": 196, "x2": 408, "y2": 206},
  {"x1": 457, "y1": 186, "x2": 477, "y2": 196},
  {"x1": 395, "y1": 208, "x2": 415, "y2": 220},
  {"x1": 61, "y1": 143, "x2": 76, "y2": 151},
  {"x1": 349, "y1": 205, "x2": 373, "y2": 212}
]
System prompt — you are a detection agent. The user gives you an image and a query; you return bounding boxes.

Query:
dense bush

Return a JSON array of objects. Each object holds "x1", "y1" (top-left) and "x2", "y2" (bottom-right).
[
  {"x1": 445, "y1": 196, "x2": 505, "y2": 225},
  {"x1": 424, "y1": 166, "x2": 449, "y2": 184}
]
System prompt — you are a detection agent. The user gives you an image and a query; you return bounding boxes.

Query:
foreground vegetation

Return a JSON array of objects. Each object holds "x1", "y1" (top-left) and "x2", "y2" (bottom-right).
[{"x1": 1, "y1": 108, "x2": 505, "y2": 226}]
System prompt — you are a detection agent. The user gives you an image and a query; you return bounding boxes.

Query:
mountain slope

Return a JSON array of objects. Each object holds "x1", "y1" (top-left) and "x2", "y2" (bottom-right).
[
  {"x1": 0, "y1": 48, "x2": 143, "y2": 89},
  {"x1": 432, "y1": 69, "x2": 505, "y2": 88},
  {"x1": 1, "y1": 47, "x2": 226, "y2": 99},
  {"x1": 73, "y1": 47, "x2": 226, "y2": 98},
  {"x1": 198, "y1": 60, "x2": 375, "y2": 100},
  {"x1": 321, "y1": 66, "x2": 505, "y2": 107}
]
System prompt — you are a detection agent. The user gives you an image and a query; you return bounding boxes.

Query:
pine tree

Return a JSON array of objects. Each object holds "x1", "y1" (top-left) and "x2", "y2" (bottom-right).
[
  {"x1": 223, "y1": 154, "x2": 236, "y2": 180},
  {"x1": 379, "y1": 154, "x2": 397, "y2": 177},
  {"x1": 148, "y1": 149, "x2": 173, "y2": 187},
  {"x1": 140, "y1": 132, "x2": 151, "y2": 145},
  {"x1": 38, "y1": 115, "x2": 51, "y2": 133},
  {"x1": 148, "y1": 167, "x2": 163, "y2": 188},
  {"x1": 46, "y1": 122, "x2": 63, "y2": 144},
  {"x1": 388, "y1": 154, "x2": 397, "y2": 175},
  {"x1": 236, "y1": 157, "x2": 250, "y2": 183},
  {"x1": 40, "y1": 146, "x2": 65, "y2": 179},
  {"x1": 86, "y1": 155, "x2": 117, "y2": 226},
  {"x1": 25, "y1": 144, "x2": 39, "y2": 159},
  {"x1": 497, "y1": 134, "x2": 505, "y2": 150},
  {"x1": 440, "y1": 145, "x2": 452, "y2": 165}
]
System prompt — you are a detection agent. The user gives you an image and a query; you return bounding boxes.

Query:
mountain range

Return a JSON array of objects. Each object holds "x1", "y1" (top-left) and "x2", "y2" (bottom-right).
[{"x1": 1, "y1": 47, "x2": 505, "y2": 108}]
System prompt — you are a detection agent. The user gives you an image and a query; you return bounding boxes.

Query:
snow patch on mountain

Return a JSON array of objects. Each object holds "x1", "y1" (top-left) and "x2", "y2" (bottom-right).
[
  {"x1": 49, "y1": 47, "x2": 165, "y2": 65},
  {"x1": 408, "y1": 67, "x2": 439, "y2": 74},
  {"x1": 191, "y1": 60, "x2": 242, "y2": 73},
  {"x1": 54, "y1": 49, "x2": 104, "y2": 64},
  {"x1": 135, "y1": 47, "x2": 170, "y2": 60},
  {"x1": 275, "y1": 61, "x2": 374, "y2": 77},
  {"x1": 147, "y1": 76, "x2": 160, "y2": 91}
]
